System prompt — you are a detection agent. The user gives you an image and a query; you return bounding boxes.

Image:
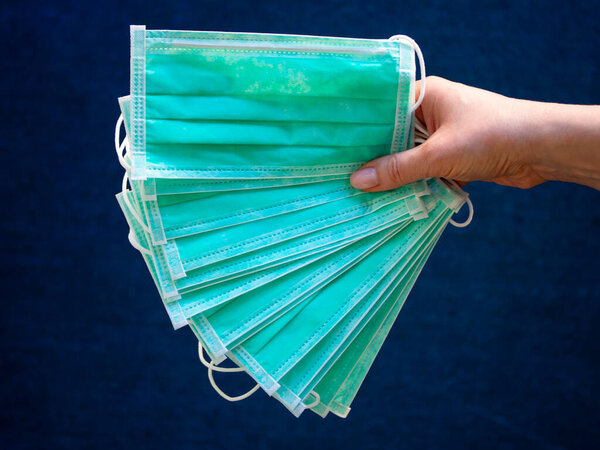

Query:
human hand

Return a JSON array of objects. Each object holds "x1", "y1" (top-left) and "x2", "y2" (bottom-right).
[{"x1": 350, "y1": 76, "x2": 600, "y2": 191}]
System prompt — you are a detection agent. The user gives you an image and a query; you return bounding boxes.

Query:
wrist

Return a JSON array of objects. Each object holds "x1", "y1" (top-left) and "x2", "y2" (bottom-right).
[{"x1": 518, "y1": 101, "x2": 600, "y2": 189}]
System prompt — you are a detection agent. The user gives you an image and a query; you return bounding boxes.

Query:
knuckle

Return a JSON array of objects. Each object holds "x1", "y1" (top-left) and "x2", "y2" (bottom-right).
[
  {"x1": 424, "y1": 75, "x2": 448, "y2": 93},
  {"x1": 516, "y1": 179, "x2": 538, "y2": 189},
  {"x1": 384, "y1": 155, "x2": 406, "y2": 185},
  {"x1": 419, "y1": 143, "x2": 439, "y2": 173},
  {"x1": 421, "y1": 143, "x2": 454, "y2": 180},
  {"x1": 426, "y1": 75, "x2": 443, "y2": 84}
]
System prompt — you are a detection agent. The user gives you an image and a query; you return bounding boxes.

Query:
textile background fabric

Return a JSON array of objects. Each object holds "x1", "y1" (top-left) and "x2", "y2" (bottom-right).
[{"x1": 1, "y1": 0, "x2": 599, "y2": 448}]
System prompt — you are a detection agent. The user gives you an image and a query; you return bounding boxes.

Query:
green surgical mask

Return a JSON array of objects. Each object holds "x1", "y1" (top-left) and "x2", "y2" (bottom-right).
[
  {"x1": 224, "y1": 201, "x2": 449, "y2": 405},
  {"x1": 144, "y1": 179, "x2": 364, "y2": 245},
  {"x1": 126, "y1": 26, "x2": 420, "y2": 181},
  {"x1": 308, "y1": 227, "x2": 443, "y2": 417},
  {"x1": 274, "y1": 210, "x2": 449, "y2": 414},
  {"x1": 196, "y1": 178, "x2": 471, "y2": 415}
]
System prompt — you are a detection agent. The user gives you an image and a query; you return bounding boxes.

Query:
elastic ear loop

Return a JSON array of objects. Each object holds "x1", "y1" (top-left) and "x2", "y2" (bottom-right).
[
  {"x1": 445, "y1": 179, "x2": 474, "y2": 228},
  {"x1": 120, "y1": 173, "x2": 153, "y2": 251},
  {"x1": 121, "y1": 172, "x2": 151, "y2": 234},
  {"x1": 449, "y1": 196, "x2": 474, "y2": 228},
  {"x1": 114, "y1": 114, "x2": 132, "y2": 172},
  {"x1": 128, "y1": 231, "x2": 152, "y2": 256},
  {"x1": 414, "y1": 117, "x2": 428, "y2": 137},
  {"x1": 414, "y1": 136, "x2": 427, "y2": 145},
  {"x1": 199, "y1": 342, "x2": 260, "y2": 402},
  {"x1": 198, "y1": 342, "x2": 243, "y2": 373},
  {"x1": 389, "y1": 35, "x2": 426, "y2": 113},
  {"x1": 414, "y1": 119, "x2": 428, "y2": 145},
  {"x1": 302, "y1": 392, "x2": 321, "y2": 408}
]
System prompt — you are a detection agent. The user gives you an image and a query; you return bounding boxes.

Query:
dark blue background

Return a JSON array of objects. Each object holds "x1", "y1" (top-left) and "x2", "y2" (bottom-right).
[{"x1": 1, "y1": 0, "x2": 599, "y2": 448}]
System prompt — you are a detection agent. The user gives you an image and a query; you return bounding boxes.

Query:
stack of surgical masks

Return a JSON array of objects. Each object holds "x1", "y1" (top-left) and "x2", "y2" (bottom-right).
[{"x1": 114, "y1": 26, "x2": 473, "y2": 418}]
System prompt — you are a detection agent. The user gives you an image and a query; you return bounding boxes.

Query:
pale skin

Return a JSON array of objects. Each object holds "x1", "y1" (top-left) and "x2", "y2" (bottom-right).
[{"x1": 350, "y1": 76, "x2": 600, "y2": 192}]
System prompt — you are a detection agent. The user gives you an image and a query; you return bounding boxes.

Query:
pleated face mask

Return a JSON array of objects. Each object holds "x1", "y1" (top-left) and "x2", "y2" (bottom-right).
[
  {"x1": 118, "y1": 95, "x2": 352, "y2": 198},
  {"x1": 114, "y1": 25, "x2": 475, "y2": 418},
  {"x1": 126, "y1": 25, "x2": 422, "y2": 181}
]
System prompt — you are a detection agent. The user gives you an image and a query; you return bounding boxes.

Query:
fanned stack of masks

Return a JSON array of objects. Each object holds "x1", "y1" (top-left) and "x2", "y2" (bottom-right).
[{"x1": 114, "y1": 26, "x2": 473, "y2": 418}]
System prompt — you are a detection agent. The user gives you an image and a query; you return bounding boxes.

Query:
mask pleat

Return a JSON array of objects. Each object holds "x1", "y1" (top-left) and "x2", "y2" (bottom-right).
[
  {"x1": 146, "y1": 52, "x2": 400, "y2": 99},
  {"x1": 146, "y1": 94, "x2": 397, "y2": 124}
]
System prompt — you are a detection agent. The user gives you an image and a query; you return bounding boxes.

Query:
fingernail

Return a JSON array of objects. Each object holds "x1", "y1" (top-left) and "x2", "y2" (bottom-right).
[{"x1": 351, "y1": 168, "x2": 378, "y2": 189}]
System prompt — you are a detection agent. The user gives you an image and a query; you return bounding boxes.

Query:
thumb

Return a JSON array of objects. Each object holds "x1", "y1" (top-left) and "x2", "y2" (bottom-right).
[{"x1": 350, "y1": 133, "x2": 446, "y2": 191}]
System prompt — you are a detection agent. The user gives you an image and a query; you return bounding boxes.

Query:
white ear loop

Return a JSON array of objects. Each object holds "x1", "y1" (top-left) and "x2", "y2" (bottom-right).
[
  {"x1": 445, "y1": 179, "x2": 474, "y2": 227},
  {"x1": 414, "y1": 117, "x2": 428, "y2": 136},
  {"x1": 121, "y1": 172, "x2": 151, "y2": 233},
  {"x1": 198, "y1": 342, "x2": 244, "y2": 373},
  {"x1": 114, "y1": 114, "x2": 132, "y2": 171},
  {"x1": 413, "y1": 117, "x2": 429, "y2": 145},
  {"x1": 389, "y1": 35, "x2": 426, "y2": 113},
  {"x1": 449, "y1": 196, "x2": 474, "y2": 228},
  {"x1": 128, "y1": 230, "x2": 152, "y2": 256},
  {"x1": 199, "y1": 342, "x2": 260, "y2": 402},
  {"x1": 302, "y1": 391, "x2": 321, "y2": 408}
]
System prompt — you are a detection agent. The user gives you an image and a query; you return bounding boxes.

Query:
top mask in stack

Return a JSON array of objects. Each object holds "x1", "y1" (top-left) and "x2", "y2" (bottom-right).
[{"x1": 114, "y1": 25, "x2": 472, "y2": 418}]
